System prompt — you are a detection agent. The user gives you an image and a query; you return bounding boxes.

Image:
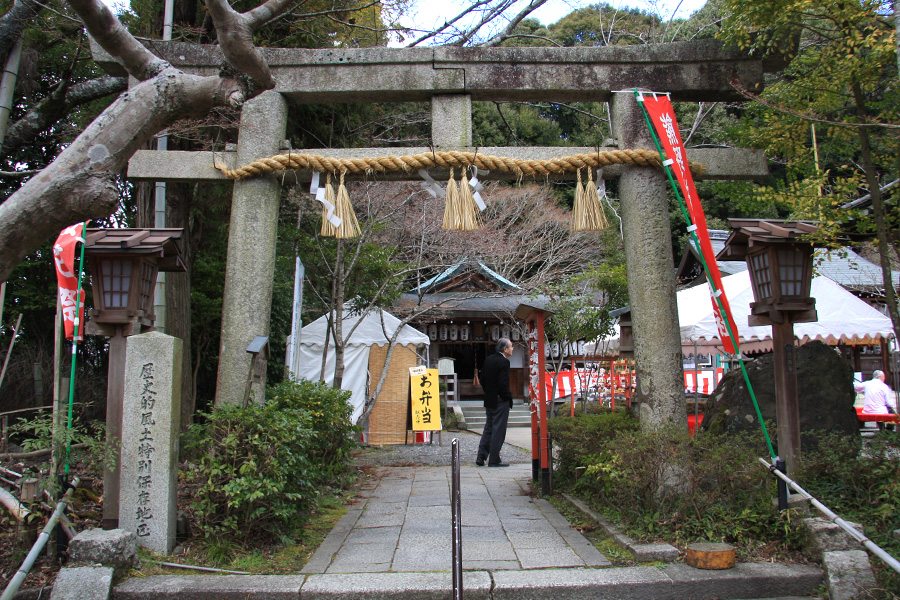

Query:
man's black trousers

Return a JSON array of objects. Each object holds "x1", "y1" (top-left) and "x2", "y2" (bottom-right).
[{"x1": 477, "y1": 402, "x2": 511, "y2": 465}]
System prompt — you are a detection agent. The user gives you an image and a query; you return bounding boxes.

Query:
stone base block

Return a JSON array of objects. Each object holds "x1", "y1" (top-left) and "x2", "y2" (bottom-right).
[
  {"x1": 49, "y1": 566, "x2": 114, "y2": 600},
  {"x1": 803, "y1": 517, "x2": 864, "y2": 558},
  {"x1": 823, "y1": 550, "x2": 877, "y2": 600},
  {"x1": 69, "y1": 528, "x2": 137, "y2": 571}
]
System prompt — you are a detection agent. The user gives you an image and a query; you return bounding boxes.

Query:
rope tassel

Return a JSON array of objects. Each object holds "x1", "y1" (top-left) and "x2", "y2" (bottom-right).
[
  {"x1": 456, "y1": 167, "x2": 481, "y2": 231},
  {"x1": 572, "y1": 168, "x2": 609, "y2": 232},
  {"x1": 334, "y1": 171, "x2": 361, "y2": 239},
  {"x1": 442, "y1": 168, "x2": 482, "y2": 231},
  {"x1": 320, "y1": 173, "x2": 338, "y2": 237},
  {"x1": 442, "y1": 168, "x2": 461, "y2": 230}
]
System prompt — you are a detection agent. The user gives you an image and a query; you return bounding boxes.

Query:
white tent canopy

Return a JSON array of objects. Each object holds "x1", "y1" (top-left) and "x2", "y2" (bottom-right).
[
  {"x1": 296, "y1": 309, "x2": 429, "y2": 423},
  {"x1": 680, "y1": 271, "x2": 895, "y2": 353}
]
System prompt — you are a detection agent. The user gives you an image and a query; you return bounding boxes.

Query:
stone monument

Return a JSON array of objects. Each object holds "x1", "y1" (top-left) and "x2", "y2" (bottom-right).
[{"x1": 119, "y1": 331, "x2": 182, "y2": 554}]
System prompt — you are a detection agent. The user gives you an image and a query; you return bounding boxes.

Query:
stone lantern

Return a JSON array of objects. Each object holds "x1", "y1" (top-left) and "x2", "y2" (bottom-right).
[
  {"x1": 83, "y1": 228, "x2": 185, "y2": 529},
  {"x1": 719, "y1": 219, "x2": 820, "y2": 475}
]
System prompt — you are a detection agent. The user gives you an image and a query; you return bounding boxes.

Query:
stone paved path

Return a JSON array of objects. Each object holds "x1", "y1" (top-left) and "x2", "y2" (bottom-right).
[{"x1": 302, "y1": 462, "x2": 610, "y2": 574}]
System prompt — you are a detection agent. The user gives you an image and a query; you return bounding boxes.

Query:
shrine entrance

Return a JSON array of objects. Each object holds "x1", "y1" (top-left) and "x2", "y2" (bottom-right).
[{"x1": 105, "y1": 41, "x2": 772, "y2": 425}]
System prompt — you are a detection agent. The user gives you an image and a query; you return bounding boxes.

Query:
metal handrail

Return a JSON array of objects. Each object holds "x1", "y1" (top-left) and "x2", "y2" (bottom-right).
[
  {"x1": 759, "y1": 457, "x2": 900, "y2": 575},
  {"x1": 451, "y1": 438, "x2": 462, "y2": 600}
]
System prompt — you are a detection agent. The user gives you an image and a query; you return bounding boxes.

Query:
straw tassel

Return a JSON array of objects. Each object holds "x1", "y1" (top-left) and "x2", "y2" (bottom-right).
[
  {"x1": 334, "y1": 170, "x2": 361, "y2": 239},
  {"x1": 320, "y1": 173, "x2": 338, "y2": 237},
  {"x1": 457, "y1": 167, "x2": 481, "y2": 231},
  {"x1": 583, "y1": 168, "x2": 609, "y2": 231},
  {"x1": 572, "y1": 168, "x2": 609, "y2": 231},
  {"x1": 571, "y1": 168, "x2": 586, "y2": 232},
  {"x1": 442, "y1": 168, "x2": 461, "y2": 230}
]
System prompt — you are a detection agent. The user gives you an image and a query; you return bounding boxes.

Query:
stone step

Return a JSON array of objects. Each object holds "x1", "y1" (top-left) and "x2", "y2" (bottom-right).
[
  {"x1": 110, "y1": 564, "x2": 823, "y2": 600},
  {"x1": 459, "y1": 405, "x2": 532, "y2": 428}
]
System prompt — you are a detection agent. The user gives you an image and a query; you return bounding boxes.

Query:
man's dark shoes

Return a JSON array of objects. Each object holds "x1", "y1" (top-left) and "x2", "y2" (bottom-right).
[
  {"x1": 475, "y1": 459, "x2": 485, "y2": 466},
  {"x1": 488, "y1": 462, "x2": 510, "y2": 467}
]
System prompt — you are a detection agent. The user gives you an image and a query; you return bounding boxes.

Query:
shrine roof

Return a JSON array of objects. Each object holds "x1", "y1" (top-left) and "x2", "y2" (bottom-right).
[{"x1": 412, "y1": 261, "x2": 520, "y2": 294}]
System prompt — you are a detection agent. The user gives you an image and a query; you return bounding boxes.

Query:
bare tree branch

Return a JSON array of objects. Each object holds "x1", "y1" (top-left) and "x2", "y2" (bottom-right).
[
  {"x1": 245, "y1": 0, "x2": 296, "y2": 29},
  {"x1": 204, "y1": 0, "x2": 274, "y2": 94},
  {"x1": 480, "y1": 0, "x2": 550, "y2": 47},
  {"x1": 405, "y1": 0, "x2": 495, "y2": 47},
  {"x1": 0, "y1": 0, "x2": 42, "y2": 62},
  {"x1": 452, "y1": 0, "x2": 513, "y2": 46},
  {"x1": 2, "y1": 75, "x2": 127, "y2": 159},
  {"x1": 69, "y1": 0, "x2": 168, "y2": 81}
]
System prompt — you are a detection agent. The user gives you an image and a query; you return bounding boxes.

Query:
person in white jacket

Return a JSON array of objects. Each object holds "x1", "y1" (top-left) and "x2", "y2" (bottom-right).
[{"x1": 855, "y1": 370, "x2": 897, "y2": 430}]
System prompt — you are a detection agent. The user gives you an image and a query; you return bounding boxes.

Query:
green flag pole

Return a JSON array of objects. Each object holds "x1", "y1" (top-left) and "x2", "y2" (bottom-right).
[{"x1": 634, "y1": 90, "x2": 776, "y2": 461}]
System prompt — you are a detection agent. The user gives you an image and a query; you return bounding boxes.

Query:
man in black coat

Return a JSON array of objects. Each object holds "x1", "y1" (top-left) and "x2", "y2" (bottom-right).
[{"x1": 476, "y1": 337, "x2": 514, "y2": 467}]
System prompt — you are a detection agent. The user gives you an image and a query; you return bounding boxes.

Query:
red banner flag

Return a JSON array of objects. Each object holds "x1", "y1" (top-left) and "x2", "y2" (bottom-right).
[
  {"x1": 641, "y1": 94, "x2": 740, "y2": 352},
  {"x1": 53, "y1": 224, "x2": 85, "y2": 341}
]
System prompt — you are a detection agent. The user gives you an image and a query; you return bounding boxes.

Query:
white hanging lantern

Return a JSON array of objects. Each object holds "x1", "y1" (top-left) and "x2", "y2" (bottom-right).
[
  {"x1": 490, "y1": 324, "x2": 500, "y2": 341},
  {"x1": 577, "y1": 339, "x2": 585, "y2": 355},
  {"x1": 511, "y1": 327, "x2": 520, "y2": 341},
  {"x1": 460, "y1": 325, "x2": 470, "y2": 341},
  {"x1": 501, "y1": 325, "x2": 511, "y2": 340},
  {"x1": 544, "y1": 342, "x2": 550, "y2": 358},
  {"x1": 551, "y1": 341, "x2": 560, "y2": 358},
  {"x1": 449, "y1": 324, "x2": 459, "y2": 341},
  {"x1": 439, "y1": 324, "x2": 448, "y2": 341},
  {"x1": 428, "y1": 324, "x2": 438, "y2": 341}
]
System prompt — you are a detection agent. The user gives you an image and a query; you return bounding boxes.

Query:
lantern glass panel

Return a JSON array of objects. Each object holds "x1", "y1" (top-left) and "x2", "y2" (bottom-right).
[
  {"x1": 777, "y1": 248, "x2": 804, "y2": 296},
  {"x1": 101, "y1": 259, "x2": 133, "y2": 308},
  {"x1": 749, "y1": 252, "x2": 772, "y2": 300}
]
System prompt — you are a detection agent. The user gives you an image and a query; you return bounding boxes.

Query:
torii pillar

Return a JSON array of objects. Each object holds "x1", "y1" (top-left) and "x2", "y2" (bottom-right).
[
  {"x1": 611, "y1": 93, "x2": 687, "y2": 430},
  {"x1": 215, "y1": 91, "x2": 288, "y2": 406}
]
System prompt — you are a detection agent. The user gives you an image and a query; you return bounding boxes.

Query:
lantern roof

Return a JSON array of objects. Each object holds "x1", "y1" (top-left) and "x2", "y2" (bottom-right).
[
  {"x1": 84, "y1": 228, "x2": 186, "y2": 272},
  {"x1": 717, "y1": 219, "x2": 820, "y2": 261}
]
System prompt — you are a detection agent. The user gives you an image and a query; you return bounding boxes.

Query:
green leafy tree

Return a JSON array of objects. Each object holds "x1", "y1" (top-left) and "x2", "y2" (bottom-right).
[
  {"x1": 534, "y1": 263, "x2": 629, "y2": 401},
  {"x1": 717, "y1": 0, "x2": 900, "y2": 337}
]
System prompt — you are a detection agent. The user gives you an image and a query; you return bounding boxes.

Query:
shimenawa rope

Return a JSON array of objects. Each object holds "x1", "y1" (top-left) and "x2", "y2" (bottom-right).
[{"x1": 214, "y1": 149, "x2": 707, "y2": 180}]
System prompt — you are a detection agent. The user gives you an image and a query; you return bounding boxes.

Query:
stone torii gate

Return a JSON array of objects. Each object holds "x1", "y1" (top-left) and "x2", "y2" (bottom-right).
[{"x1": 98, "y1": 40, "x2": 771, "y2": 422}]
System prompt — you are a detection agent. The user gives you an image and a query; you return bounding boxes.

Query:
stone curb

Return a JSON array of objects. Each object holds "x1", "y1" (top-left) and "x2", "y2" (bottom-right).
[
  {"x1": 302, "y1": 571, "x2": 492, "y2": 599},
  {"x1": 106, "y1": 563, "x2": 823, "y2": 600},
  {"x1": 112, "y1": 575, "x2": 306, "y2": 599},
  {"x1": 563, "y1": 493, "x2": 680, "y2": 562}
]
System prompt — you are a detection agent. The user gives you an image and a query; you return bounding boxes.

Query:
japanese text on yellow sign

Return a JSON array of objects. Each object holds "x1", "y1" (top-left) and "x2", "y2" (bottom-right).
[{"x1": 410, "y1": 366, "x2": 441, "y2": 431}]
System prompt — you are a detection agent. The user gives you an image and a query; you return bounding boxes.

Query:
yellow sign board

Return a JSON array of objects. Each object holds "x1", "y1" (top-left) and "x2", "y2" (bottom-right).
[{"x1": 410, "y1": 367, "x2": 441, "y2": 431}]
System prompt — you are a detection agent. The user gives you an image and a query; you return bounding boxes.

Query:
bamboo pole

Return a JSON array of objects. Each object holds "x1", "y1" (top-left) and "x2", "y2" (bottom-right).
[
  {"x1": 51, "y1": 296, "x2": 64, "y2": 477},
  {"x1": 0, "y1": 314, "x2": 23, "y2": 391},
  {"x1": 0, "y1": 477, "x2": 80, "y2": 600}
]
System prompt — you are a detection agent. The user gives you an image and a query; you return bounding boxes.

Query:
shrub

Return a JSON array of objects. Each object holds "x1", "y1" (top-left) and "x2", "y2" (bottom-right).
[
  {"x1": 548, "y1": 409, "x2": 639, "y2": 485},
  {"x1": 799, "y1": 431, "x2": 900, "y2": 595},
  {"x1": 184, "y1": 380, "x2": 358, "y2": 540},
  {"x1": 552, "y1": 415, "x2": 804, "y2": 554}
]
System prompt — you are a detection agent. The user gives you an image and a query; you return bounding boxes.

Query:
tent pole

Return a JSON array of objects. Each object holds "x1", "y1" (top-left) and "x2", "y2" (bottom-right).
[{"x1": 693, "y1": 340, "x2": 699, "y2": 429}]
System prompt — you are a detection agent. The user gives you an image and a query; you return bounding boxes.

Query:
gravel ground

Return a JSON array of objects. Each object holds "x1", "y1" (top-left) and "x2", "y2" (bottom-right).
[{"x1": 353, "y1": 429, "x2": 531, "y2": 468}]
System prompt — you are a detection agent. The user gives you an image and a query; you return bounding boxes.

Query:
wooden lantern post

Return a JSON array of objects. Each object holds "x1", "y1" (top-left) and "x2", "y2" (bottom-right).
[
  {"x1": 83, "y1": 228, "x2": 185, "y2": 529},
  {"x1": 719, "y1": 220, "x2": 821, "y2": 475}
]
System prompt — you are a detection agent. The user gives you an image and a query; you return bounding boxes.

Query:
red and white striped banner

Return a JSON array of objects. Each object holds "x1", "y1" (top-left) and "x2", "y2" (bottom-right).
[
  {"x1": 53, "y1": 224, "x2": 85, "y2": 341},
  {"x1": 642, "y1": 94, "x2": 740, "y2": 353},
  {"x1": 544, "y1": 370, "x2": 634, "y2": 399},
  {"x1": 683, "y1": 368, "x2": 724, "y2": 395}
]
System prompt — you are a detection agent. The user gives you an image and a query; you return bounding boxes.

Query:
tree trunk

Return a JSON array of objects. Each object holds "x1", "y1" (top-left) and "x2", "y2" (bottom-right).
[
  {"x1": 165, "y1": 180, "x2": 195, "y2": 431},
  {"x1": 852, "y1": 81, "x2": 900, "y2": 341},
  {"x1": 0, "y1": 69, "x2": 237, "y2": 282},
  {"x1": 895, "y1": 1, "x2": 899, "y2": 80}
]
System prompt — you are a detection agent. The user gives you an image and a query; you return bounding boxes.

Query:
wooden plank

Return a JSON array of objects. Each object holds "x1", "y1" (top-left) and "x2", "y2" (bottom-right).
[{"x1": 120, "y1": 230, "x2": 151, "y2": 247}]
